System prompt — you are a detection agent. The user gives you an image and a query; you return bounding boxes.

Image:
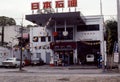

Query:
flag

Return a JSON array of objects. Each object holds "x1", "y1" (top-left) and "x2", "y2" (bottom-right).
[
  {"x1": 55, "y1": 0, "x2": 64, "y2": 8},
  {"x1": 43, "y1": 1, "x2": 52, "y2": 9},
  {"x1": 31, "y1": 2, "x2": 39, "y2": 10},
  {"x1": 68, "y1": 0, "x2": 77, "y2": 7}
]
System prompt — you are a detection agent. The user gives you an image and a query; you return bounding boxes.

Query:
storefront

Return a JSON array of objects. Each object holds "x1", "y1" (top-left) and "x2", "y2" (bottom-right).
[
  {"x1": 26, "y1": 11, "x2": 105, "y2": 67},
  {"x1": 50, "y1": 42, "x2": 76, "y2": 66},
  {"x1": 77, "y1": 41, "x2": 100, "y2": 65}
]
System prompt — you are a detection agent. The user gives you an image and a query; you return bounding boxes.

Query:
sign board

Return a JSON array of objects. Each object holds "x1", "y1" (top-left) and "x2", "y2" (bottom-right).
[
  {"x1": 43, "y1": 1, "x2": 52, "y2": 9},
  {"x1": 114, "y1": 52, "x2": 119, "y2": 63},
  {"x1": 55, "y1": 0, "x2": 64, "y2": 8},
  {"x1": 31, "y1": 2, "x2": 39, "y2": 10},
  {"x1": 31, "y1": 0, "x2": 77, "y2": 10},
  {"x1": 68, "y1": 0, "x2": 77, "y2": 7}
]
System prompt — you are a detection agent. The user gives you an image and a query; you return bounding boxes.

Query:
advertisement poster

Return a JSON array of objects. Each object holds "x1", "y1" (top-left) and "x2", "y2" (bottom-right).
[{"x1": 114, "y1": 52, "x2": 119, "y2": 63}]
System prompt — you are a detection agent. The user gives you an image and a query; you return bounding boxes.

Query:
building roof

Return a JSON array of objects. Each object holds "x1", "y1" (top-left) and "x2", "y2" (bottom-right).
[{"x1": 26, "y1": 12, "x2": 86, "y2": 27}]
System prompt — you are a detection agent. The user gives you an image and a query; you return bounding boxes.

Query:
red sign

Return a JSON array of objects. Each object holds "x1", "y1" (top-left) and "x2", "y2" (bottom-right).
[
  {"x1": 53, "y1": 32, "x2": 58, "y2": 36},
  {"x1": 43, "y1": 1, "x2": 52, "y2": 9},
  {"x1": 68, "y1": 0, "x2": 77, "y2": 7},
  {"x1": 23, "y1": 33, "x2": 28, "y2": 39},
  {"x1": 55, "y1": 0, "x2": 64, "y2": 8},
  {"x1": 31, "y1": 2, "x2": 39, "y2": 10}
]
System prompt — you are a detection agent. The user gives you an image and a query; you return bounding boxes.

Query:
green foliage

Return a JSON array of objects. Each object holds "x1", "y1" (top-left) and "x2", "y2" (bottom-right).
[
  {"x1": 0, "y1": 16, "x2": 16, "y2": 26},
  {"x1": 105, "y1": 20, "x2": 117, "y2": 55}
]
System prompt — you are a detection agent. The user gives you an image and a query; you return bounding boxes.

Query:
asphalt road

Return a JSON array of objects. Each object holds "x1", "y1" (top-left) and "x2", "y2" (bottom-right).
[{"x1": 0, "y1": 66, "x2": 119, "y2": 82}]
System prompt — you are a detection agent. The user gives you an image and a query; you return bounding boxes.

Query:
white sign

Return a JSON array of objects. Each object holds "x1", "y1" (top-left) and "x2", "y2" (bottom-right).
[{"x1": 114, "y1": 52, "x2": 119, "y2": 63}]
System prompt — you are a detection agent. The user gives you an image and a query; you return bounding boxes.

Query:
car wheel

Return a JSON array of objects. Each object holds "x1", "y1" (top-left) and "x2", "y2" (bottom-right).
[
  {"x1": 22, "y1": 63, "x2": 25, "y2": 67},
  {"x1": 15, "y1": 64, "x2": 18, "y2": 68}
]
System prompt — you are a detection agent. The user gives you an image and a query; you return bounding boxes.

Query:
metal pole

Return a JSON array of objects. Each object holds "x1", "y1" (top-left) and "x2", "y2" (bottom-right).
[
  {"x1": 100, "y1": 0, "x2": 106, "y2": 71},
  {"x1": 100, "y1": 0, "x2": 103, "y2": 16},
  {"x1": 19, "y1": 27, "x2": 23, "y2": 71},
  {"x1": 12, "y1": 40, "x2": 13, "y2": 57},
  {"x1": 19, "y1": 16, "x2": 24, "y2": 71},
  {"x1": 117, "y1": 0, "x2": 120, "y2": 69},
  {"x1": 1, "y1": 18, "x2": 5, "y2": 46}
]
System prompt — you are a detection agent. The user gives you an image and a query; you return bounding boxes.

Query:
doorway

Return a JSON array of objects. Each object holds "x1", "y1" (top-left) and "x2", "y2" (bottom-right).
[{"x1": 54, "y1": 50, "x2": 73, "y2": 66}]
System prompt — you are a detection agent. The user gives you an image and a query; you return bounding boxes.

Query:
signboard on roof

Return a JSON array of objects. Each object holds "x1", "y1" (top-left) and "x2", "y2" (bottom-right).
[
  {"x1": 68, "y1": 0, "x2": 77, "y2": 7},
  {"x1": 31, "y1": 2, "x2": 39, "y2": 10},
  {"x1": 31, "y1": 0, "x2": 77, "y2": 11},
  {"x1": 55, "y1": 0, "x2": 64, "y2": 8}
]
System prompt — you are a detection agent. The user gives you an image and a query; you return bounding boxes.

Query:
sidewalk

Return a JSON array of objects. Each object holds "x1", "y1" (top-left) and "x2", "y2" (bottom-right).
[
  {"x1": 0, "y1": 65, "x2": 119, "y2": 74},
  {"x1": 36, "y1": 65, "x2": 98, "y2": 69}
]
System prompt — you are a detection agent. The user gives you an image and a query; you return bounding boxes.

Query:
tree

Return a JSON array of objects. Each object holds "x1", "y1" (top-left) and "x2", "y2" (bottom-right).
[
  {"x1": 0, "y1": 16, "x2": 16, "y2": 46},
  {"x1": 105, "y1": 20, "x2": 118, "y2": 55}
]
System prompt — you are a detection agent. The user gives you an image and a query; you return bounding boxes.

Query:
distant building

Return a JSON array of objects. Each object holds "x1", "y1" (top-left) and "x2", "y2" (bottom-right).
[
  {"x1": 0, "y1": 25, "x2": 30, "y2": 62},
  {"x1": 0, "y1": 25, "x2": 21, "y2": 46}
]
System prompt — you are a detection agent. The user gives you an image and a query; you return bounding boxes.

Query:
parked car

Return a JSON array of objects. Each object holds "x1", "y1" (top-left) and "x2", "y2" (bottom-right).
[
  {"x1": 86, "y1": 54, "x2": 94, "y2": 62},
  {"x1": 31, "y1": 58, "x2": 44, "y2": 66},
  {"x1": 2, "y1": 58, "x2": 25, "y2": 67}
]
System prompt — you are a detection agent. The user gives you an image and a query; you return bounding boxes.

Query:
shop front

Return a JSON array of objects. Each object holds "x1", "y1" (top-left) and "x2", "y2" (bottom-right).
[
  {"x1": 50, "y1": 42, "x2": 76, "y2": 66},
  {"x1": 77, "y1": 41, "x2": 100, "y2": 66}
]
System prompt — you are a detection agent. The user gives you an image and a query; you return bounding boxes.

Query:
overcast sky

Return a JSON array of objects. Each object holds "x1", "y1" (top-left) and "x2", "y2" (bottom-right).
[{"x1": 0, "y1": 0, "x2": 117, "y2": 26}]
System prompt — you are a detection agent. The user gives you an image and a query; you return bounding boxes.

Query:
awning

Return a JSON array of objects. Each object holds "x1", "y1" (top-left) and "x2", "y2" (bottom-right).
[{"x1": 26, "y1": 12, "x2": 86, "y2": 27}]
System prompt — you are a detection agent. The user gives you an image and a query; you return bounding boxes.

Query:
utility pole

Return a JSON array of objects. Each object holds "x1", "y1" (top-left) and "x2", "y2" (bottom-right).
[
  {"x1": 19, "y1": 16, "x2": 24, "y2": 71},
  {"x1": 117, "y1": 0, "x2": 120, "y2": 70},
  {"x1": 100, "y1": 0, "x2": 106, "y2": 72},
  {"x1": 1, "y1": 18, "x2": 5, "y2": 46}
]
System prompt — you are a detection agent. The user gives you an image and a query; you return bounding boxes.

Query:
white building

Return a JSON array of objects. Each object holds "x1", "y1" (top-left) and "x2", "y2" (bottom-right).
[
  {"x1": 0, "y1": 25, "x2": 30, "y2": 61},
  {"x1": 0, "y1": 47, "x2": 11, "y2": 65},
  {"x1": 0, "y1": 25, "x2": 21, "y2": 46},
  {"x1": 27, "y1": 12, "x2": 106, "y2": 66}
]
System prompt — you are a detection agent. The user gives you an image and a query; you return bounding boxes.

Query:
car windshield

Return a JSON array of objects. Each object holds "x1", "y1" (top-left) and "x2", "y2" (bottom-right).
[{"x1": 6, "y1": 58, "x2": 14, "y2": 61}]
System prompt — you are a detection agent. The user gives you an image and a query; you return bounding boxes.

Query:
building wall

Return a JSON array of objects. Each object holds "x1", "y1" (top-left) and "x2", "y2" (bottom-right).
[
  {"x1": 30, "y1": 27, "x2": 53, "y2": 63},
  {"x1": 0, "y1": 25, "x2": 21, "y2": 45},
  {"x1": 30, "y1": 15, "x2": 105, "y2": 65},
  {"x1": 75, "y1": 15, "x2": 103, "y2": 41},
  {"x1": 0, "y1": 47, "x2": 11, "y2": 65},
  {"x1": 75, "y1": 15, "x2": 105, "y2": 64}
]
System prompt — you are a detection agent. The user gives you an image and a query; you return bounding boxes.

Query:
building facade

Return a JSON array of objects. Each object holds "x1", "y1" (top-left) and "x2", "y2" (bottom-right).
[{"x1": 26, "y1": 12, "x2": 106, "y2": 66}]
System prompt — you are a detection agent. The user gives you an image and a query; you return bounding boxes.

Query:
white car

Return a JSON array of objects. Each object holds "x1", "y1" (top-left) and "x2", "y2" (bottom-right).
[
  {"x1": 86, "y1": 54, "x2": 94, "y2": 62},
  {"x1": 2, "y1": 58, "x2": 25, "y2": 67}
]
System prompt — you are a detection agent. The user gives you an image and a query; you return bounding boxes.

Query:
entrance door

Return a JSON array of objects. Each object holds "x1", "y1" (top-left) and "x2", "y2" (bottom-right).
[
  {"x1": 54, "y1": 50, "x2": 73, "y2": 66},
  {"x1": 46, "y1": 52, "x2": 51, "y2": 64},
  {"x1": 61, "y1": 50, "x2": 73, "y2": 65}
]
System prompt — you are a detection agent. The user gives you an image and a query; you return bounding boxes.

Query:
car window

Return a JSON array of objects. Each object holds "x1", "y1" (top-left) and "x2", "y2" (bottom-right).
[
  {"x1": 16, "y1": 59, "x2": 20, "y2": 61},
  {"x1": 6, "y1": 58, "x2": 13, "y2": 61},
  {"x1": 87, "y1": 54, "x2": 94, "y2": 58},
  {"x1": 87, "y1": 55, "x2": 91, "y2": 58}
]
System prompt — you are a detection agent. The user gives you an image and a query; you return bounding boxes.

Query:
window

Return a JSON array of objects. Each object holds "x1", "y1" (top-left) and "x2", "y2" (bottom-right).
[
  {"x1": 33, "y1": 36, "x2": 38, "y2": 42},
  {"x1": 36, "y1": 53, "x2": 41, "y2": 58},
  {"x1": 77, "y1": 24, "x2": 99, "y2": 31},
  {"x1": 41, "y1": 36, "x2": 46, "y2": 42},
  {"x1": 55, "y1": 27, "x2": 73, "y2": 40},
  {"x1": 48, "y1": 36, "x2": 51, "y2": 42}
]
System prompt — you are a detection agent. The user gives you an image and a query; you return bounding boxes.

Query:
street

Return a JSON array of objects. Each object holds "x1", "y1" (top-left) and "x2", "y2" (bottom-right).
[{"x1": 0, "y1": 65, "x2": 119, "y2": 82}]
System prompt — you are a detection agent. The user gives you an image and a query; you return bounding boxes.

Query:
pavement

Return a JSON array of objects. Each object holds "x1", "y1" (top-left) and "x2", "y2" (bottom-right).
[
  {"x1": 0, "y1": 65, "x2": 119, "y2": 74},
  {"x1": 0, "y1": 65, "x2": 119, "y2": 82}
]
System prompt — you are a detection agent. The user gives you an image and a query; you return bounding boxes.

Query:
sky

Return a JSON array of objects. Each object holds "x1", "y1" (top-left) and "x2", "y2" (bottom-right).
[{"x1": 0, "y1": 0, "x2": 117, "y2": 26}]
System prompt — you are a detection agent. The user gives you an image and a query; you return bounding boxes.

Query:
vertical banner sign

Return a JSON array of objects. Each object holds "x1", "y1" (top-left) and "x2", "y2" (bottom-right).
[
  {"x1": 55, "y1": 0, "x2": 64, "y2": 8},
  {"x1": 31, "y1": 2, "x2": 40, "y2": 10},
  {"x1": 43, "y1": 1, "x2": 52, "y2": 9},
  {"x1": 68, "y1": 0, "x2": 77, "y2": 7}
]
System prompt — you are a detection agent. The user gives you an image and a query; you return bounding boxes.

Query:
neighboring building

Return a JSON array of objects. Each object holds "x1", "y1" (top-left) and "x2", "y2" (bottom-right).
[
  {"x1": 0, "y1": 25, "x2": 21, "y2": 46},
  {"x1": 0, "y1": 46, "x2": 11, "y2": 66},
  {"x1": 26, "y1": 12, "x2": 106, "y2": 66},
  {"x1": 0, "y1": 25, "x2": 30, "y2": 62}
]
